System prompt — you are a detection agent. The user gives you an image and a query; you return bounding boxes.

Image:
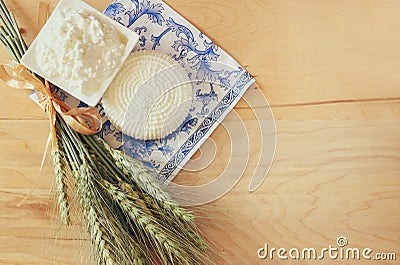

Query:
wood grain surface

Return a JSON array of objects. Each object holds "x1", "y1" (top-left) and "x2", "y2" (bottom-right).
[{"x1": 1, "y1": 0, "x2": 399, "y2": 264}]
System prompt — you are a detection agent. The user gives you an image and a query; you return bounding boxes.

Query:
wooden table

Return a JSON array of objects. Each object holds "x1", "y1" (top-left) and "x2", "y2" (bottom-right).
[{"x1": 1, "y1": 0, "x2": 399, "y2": 264}]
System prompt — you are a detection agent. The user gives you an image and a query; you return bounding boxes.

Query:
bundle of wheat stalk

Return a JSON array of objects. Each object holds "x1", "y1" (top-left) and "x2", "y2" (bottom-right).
[{"x1": 0, "y1": 1, "x2": 211, "y2": 264}]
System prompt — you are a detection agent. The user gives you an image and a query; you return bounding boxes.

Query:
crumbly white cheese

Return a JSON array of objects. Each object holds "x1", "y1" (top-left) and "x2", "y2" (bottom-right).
[{"x1": 34, "y1": 9, "x2": 125, "y2": 94}]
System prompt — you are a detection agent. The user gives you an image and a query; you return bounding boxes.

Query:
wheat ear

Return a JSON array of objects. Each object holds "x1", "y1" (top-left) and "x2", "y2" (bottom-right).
[
  {"x1": 51, "y1": 140, "x2": 70, "y2": 225},
  {"x1": 102, "y1": 179, "x2": 201, "y2": 265},
  {"x1": 94, "y1": 137, "x2": 208, "y2": 252},
  {"x1": 95, "y1": 137, "x2": 194, "y2": 221},
  {"x1": 75, "y1": 163, "x2": 117, "y2": 265},
  {"x1": 77, "y1": 161, "x2": 148, "y2": 265}
]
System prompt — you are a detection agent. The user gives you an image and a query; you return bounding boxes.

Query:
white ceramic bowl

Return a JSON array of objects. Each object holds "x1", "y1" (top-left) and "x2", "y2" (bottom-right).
[{"x1": 21, "y1": 0, "x2": 139, "y2": 106}]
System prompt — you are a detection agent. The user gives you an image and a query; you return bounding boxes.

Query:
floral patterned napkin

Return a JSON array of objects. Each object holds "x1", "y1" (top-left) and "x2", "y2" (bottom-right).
[{"x1": 34, "y1": 0, "x2": 255, "y2": 182}]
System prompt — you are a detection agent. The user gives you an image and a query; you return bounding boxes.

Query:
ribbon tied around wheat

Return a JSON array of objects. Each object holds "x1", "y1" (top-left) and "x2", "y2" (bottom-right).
[{"x1": 0, "y1": 63, "x2": 102, "y2": 148}]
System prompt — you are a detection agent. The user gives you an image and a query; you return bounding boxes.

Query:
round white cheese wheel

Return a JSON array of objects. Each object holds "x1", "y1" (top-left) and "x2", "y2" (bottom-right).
[{"x1": 102, "y1": 51, "x2": 193, "y2": 140}]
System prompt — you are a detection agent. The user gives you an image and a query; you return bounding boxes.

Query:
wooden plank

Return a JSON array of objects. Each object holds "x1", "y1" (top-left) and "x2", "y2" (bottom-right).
[
  {"x1": 1, "y1": 0, "x2": 400, "y2": 119},
  {"x1": 1, "y1": 119, "x2": 399, "y2": 264},
  {"x1": 1, "y1": 82, "x2": 400, "y2": 121},
  {"x1": 242, "y1": 99, "x2": 400, "y2": 120},
  {"x1": 164, "y1": 0, "x2": 400, "y2": 105}
]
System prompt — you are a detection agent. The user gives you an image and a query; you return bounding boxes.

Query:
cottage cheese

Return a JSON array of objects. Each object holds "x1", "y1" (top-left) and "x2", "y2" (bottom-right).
[{"x1": 34, "y1": 9, "x2": 125, "y2": 95}]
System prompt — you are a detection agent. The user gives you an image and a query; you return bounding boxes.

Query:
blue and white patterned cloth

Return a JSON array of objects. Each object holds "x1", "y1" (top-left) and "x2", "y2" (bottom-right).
[{"x1": 44, "y1": 0, "x2": 255, "y2": 183}]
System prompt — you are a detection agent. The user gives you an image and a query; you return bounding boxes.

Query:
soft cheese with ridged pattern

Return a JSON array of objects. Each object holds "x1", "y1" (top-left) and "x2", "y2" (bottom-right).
[{"x1": 102, "y1": 51, "x2": 193, "y2": 140}]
